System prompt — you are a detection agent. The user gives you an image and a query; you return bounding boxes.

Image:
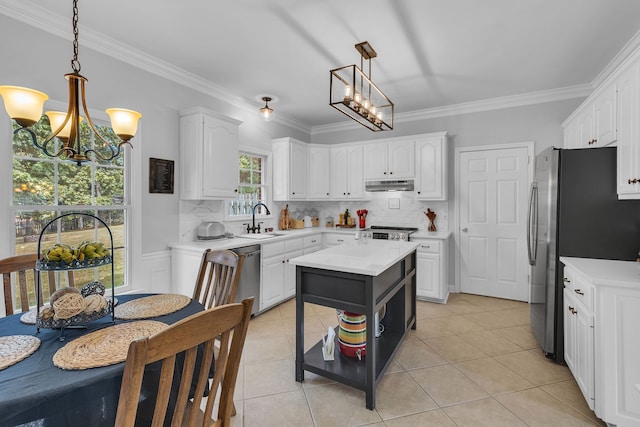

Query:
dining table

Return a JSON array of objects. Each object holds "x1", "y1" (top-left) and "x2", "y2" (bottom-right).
[{"x1": 0, "y1": 293, "x2": 205, "y2": 427}]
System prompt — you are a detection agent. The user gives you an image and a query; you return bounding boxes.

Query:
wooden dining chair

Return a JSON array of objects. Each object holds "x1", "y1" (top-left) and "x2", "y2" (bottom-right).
[
  {"x1": 115, "y1": 297, "x2": 253, "y2": 427},
  {"x1": 192, "y1": 249, "x2": 244, "y2": 309},
  {"x1": 1, "y1": 253, "x2": 75, "y2": 315}
]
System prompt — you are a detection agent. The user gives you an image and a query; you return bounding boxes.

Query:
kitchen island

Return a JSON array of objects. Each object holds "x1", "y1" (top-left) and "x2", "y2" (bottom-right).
[{"x1": 289, "y1": 239, "x2": 419, "y2": 409}]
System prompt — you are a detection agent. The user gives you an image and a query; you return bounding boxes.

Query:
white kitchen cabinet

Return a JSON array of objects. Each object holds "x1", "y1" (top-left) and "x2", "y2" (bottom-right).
[
  {"x1": 563, "y1": 82, "x2": 616, "y2": 150},
  {"x1": 308, "y1": 146, "x2": 331, "y2": 199},
  {"x1": 413, "y1": 236, "x2": 449, "y2": 302},
  {"x1": 330, "y1": 145, "x2": 365, "y2": 199},
  {"x1": 561, "y1": 257, "x2": 640, "y2": 426},
  {"x1": 303, "y1": 234, "x2": 322, "y2": 253},
  {"x1": 562, "y1": 269, "x2": 595, "y2": 410},
  {"x1": 363, "y1": 140, "x2": 414, "y2": 179},
  {"x1": 415, "y1": 132, "x2": 448, "y2": 200},
  {"x1": 577, "y1": 108, "x2": 595, "y2": 147},
  {"x1": 563, "y1": 119, "x2": 580, "y2": 149},
  {"x1": 616, "y1": 59, "x2": 640, "y2": 199},
  {"x1": 180, "y1": 108, "x2": 242, "y2": 200},
  {"x1": 170, "y1": 247, "x2": 202, "y2": 297},
  {"x1": 261, "y1": 237, "x2": 305, "y2": 308},
  {"x1": 273, "y1": 138, "x2": 308, "y2": 201},
  {"x1": 593, "y1": 83, "x2": 617, "y2": 147},
  {"x1": 323, "y1": 232, "x2": 356, "y2": 248}
]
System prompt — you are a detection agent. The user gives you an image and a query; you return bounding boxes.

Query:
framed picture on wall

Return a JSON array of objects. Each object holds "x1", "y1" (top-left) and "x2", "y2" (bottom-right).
[{"x1": 149, "y1": 158, "x2": 174, "y2": 194}]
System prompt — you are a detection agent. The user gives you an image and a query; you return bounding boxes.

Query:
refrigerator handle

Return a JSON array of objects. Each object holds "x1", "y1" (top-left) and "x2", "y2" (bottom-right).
[{"x1": 527, "y1": 182, "x2": 538, "y2": 266}]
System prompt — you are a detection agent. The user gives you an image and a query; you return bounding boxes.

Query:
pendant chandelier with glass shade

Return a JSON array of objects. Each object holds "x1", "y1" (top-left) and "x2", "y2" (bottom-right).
[
  {"x1": 0, "y1": 0, "x2": 141, "y2": 166},
  {"x1": 330, "y1": 41, "x2": 393, "y2": 131},
  {"x1": 259, "y1": 96, "x2": 275, "y2": 122}
]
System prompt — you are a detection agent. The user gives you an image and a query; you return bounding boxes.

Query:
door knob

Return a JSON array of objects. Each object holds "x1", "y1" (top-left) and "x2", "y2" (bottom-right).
[{"x1": 462, "y1": 227, "x2": 468, "y2": 232}]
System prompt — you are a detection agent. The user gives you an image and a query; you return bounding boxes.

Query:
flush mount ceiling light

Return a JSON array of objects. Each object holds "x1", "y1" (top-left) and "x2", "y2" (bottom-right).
[
  {"x1": 330, "y1": 41, "x2": 394, "y2": 131},
  {"x1": 0, "y1": 0, "x2": 141, "y2": 166},
  {"x1": 259, "y1": 96, "x2": 275, "y2": 122}
]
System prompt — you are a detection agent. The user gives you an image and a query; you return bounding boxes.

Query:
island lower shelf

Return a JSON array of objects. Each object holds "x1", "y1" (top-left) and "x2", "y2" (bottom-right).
[
  {"x1": 294, "y1": 249, "x2": 416, "y2": 410},
  {"x1": 302, "y1": 327, "x2": 405, "y2": 387}
]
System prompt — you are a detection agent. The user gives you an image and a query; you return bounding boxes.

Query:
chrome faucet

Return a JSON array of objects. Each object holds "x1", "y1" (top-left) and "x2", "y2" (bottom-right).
[{"x1": 247, "y1": 202, "x2": 271, "y2": 233}]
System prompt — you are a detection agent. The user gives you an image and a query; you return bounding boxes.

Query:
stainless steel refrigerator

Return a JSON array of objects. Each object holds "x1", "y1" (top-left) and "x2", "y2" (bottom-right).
[{"x1": 528, "y1": 146, "x2": 640, "y2": 362}]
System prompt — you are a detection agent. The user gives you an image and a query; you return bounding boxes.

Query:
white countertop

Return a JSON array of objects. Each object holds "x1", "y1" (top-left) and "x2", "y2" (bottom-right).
[
  {"x1": 411, "y1": 231, "x2": 451, "y2": 240},
  {"x1": 289, "y1": 239, "x2": 420, "y2": 276},
  {"x1": 560, "y1": 257, "x2": 640, "y2": 289},
  {"x1": 169, "y1": 227, "x2": 354, "y2": 252}
]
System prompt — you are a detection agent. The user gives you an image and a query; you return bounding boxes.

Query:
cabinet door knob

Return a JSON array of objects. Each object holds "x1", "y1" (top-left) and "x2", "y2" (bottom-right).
[
  {"x1": 563, "y1": 278, "x2": 570, "y2": 283},
  {"x1": 462, "y1": 227, "x2": 468, "y2": 232},
  {"x1": 389, "y1": 171, "x2": 393, "y2": 175},
  {"x1": 574, "y1": 289, "x2": 584, "y2": 295},
  {"x1": 417, "y1": 191, "x2": 421, "y2": 194},
  {"x1": 383, "y1": 171, "x2": 387, "y2": 175},
  {"x1": 326, "y1": 192, "x2": 330, "y2": 196},
  {"x1": 629, "y1": 178, "x2": 639, "y2": 184}
]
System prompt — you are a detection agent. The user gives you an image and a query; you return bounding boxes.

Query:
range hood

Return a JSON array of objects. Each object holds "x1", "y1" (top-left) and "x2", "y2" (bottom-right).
[{"x1": 365, "y1": 179, "x2": 414, "y2": 192}]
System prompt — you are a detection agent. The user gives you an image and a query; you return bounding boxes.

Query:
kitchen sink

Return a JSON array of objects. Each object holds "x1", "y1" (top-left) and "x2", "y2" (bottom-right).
[{"x1": 240, "y1": 233, "x2": 281, "y2": 240}]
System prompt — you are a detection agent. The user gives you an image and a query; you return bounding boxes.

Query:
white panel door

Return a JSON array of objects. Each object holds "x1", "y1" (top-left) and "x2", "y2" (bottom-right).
[{"x1": 459, "y1": 147, "x2": 529, "y2": 300}]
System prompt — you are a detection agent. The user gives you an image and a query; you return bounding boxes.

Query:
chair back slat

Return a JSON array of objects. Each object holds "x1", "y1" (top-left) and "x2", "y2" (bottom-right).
[
  {"x1": 115, "y1": 298, "x2": 254, "y2": 427},
  {"x1": 193, "y1": 249, "x2": 244, "y2": 310},
  {"x1": 1, "y1": 253, "x2": 75, "y2": 316}
]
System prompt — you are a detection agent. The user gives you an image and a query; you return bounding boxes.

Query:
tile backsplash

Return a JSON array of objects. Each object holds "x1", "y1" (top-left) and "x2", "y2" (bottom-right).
[{"x1": 178, "y1": 192, "x2": 448, "y2": 242}]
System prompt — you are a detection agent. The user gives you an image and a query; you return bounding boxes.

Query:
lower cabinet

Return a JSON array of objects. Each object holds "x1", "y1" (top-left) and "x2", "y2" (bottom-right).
[
  {"x1": 413, "y1": 237, "x2": 449, "y2": 302},
  {"x1": 170, "y1": 248, "x2": 202, "y2": 297},
  {"x1": 561, "y1": 258, "x2": 640, "y2": 426},
  {"x1": 261, "y1": 237, "x2": 306, "y2": 310},
  {"x1": 322, "y1": 232, "x2": 356, "y2": 248},
  {"x1": 563, "y1": 287, "x2": 595, "y2": 410}
]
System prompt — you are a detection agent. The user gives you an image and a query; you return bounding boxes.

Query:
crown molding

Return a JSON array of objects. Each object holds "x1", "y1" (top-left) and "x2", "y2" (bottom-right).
[
  {"x1": 592, "y1": 29, "x2": 640, "y2": 88},
  {"x1": 311, "y1": 84, "x2": 593, "y2": 135}
]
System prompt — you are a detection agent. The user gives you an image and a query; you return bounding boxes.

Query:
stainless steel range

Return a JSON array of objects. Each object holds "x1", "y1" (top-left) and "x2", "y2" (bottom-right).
[{"x1": 360, "y1": 226, "x2": 418, "y2": 241}]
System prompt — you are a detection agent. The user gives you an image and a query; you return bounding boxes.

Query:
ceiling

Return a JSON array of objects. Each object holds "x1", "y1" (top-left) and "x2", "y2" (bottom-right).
[{"x1": 4, "y1": 0, "x2": 640, "y2": 133}]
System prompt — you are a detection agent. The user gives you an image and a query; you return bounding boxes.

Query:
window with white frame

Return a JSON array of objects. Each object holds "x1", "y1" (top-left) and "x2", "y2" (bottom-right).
[
  {"x1": 11, "y1": 114, "x2": 130, "y2": 308},
  {"x1": 228, "y1": 152, "x2": 268, "y2": 217}
]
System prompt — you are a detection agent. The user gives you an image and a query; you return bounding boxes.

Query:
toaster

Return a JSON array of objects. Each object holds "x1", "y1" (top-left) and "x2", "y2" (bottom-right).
[{"x1": 196, "y1": 221, "x2": 226, "y2": 240}]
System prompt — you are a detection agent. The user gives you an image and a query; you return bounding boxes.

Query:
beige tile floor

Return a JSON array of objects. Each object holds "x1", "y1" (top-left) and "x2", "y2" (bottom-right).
[{"x1": 228, "y1": 293, "x2": 605, "y2": 427}]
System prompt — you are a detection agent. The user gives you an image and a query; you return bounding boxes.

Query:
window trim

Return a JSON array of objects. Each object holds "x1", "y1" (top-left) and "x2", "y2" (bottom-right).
[{"x1": 224, "y1": 146, "x2": 272, "y2": 222}]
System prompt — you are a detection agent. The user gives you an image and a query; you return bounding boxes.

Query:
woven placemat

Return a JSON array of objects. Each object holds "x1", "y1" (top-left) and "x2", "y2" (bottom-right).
[
  {"x1": 114, "y1": 294, "x2": 191, "y2": 320},
  {"x1": 20, "y1": 298, "x2": 119, "y2": 325},
  {"x1": 53, "y1": 320, "x2": 168, "y2": 370},
  {"x1": 0, "y1": 335, "x2": 41, "y2": 371}
]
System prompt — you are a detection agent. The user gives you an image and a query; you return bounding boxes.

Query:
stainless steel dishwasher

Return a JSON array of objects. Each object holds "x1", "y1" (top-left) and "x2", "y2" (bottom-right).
[{"x1": 232, "y1": 245, "x2": 261, "y2": 315}]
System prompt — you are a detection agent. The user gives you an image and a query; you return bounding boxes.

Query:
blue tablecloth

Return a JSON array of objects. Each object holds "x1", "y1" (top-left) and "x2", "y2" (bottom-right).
[{"x1": 0, "y1": 293, "x2": 204, "y2": 427}]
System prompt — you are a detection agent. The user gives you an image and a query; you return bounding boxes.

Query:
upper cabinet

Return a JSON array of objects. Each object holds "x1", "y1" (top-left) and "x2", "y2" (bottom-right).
[
  {"x1": 616, "y1": 59, "x2": 640, "y2": 199},
  {"x1": 331, "y1": 145, "x2": 365, "y2": 199},
  {"x1": 593, "y1": 84, "x2": 617, "y2": 147},
  {"x1": 308, "y1": 145, "x2": 331, "y2": 200},
  {"x1": 180, "y1": 108, "x2": 242, "y2": 200},
  {"x1": 415, "y1": 132, "x2": 448, "y2": 200},
  {"x1": 273, "y1": 138, "x2": 308, "y2": 201},
  {"x1": 363, "y1": 140, "x2": 414, "y2": 179},
  {"x1": 563, "y1": 82, "x2": 617, "y2": 149}
]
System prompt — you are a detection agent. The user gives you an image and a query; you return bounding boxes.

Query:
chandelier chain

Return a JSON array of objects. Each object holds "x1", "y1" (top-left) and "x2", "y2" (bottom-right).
[{"x1": 71, "y1": 0, "x2": 81, "y2": 72}]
